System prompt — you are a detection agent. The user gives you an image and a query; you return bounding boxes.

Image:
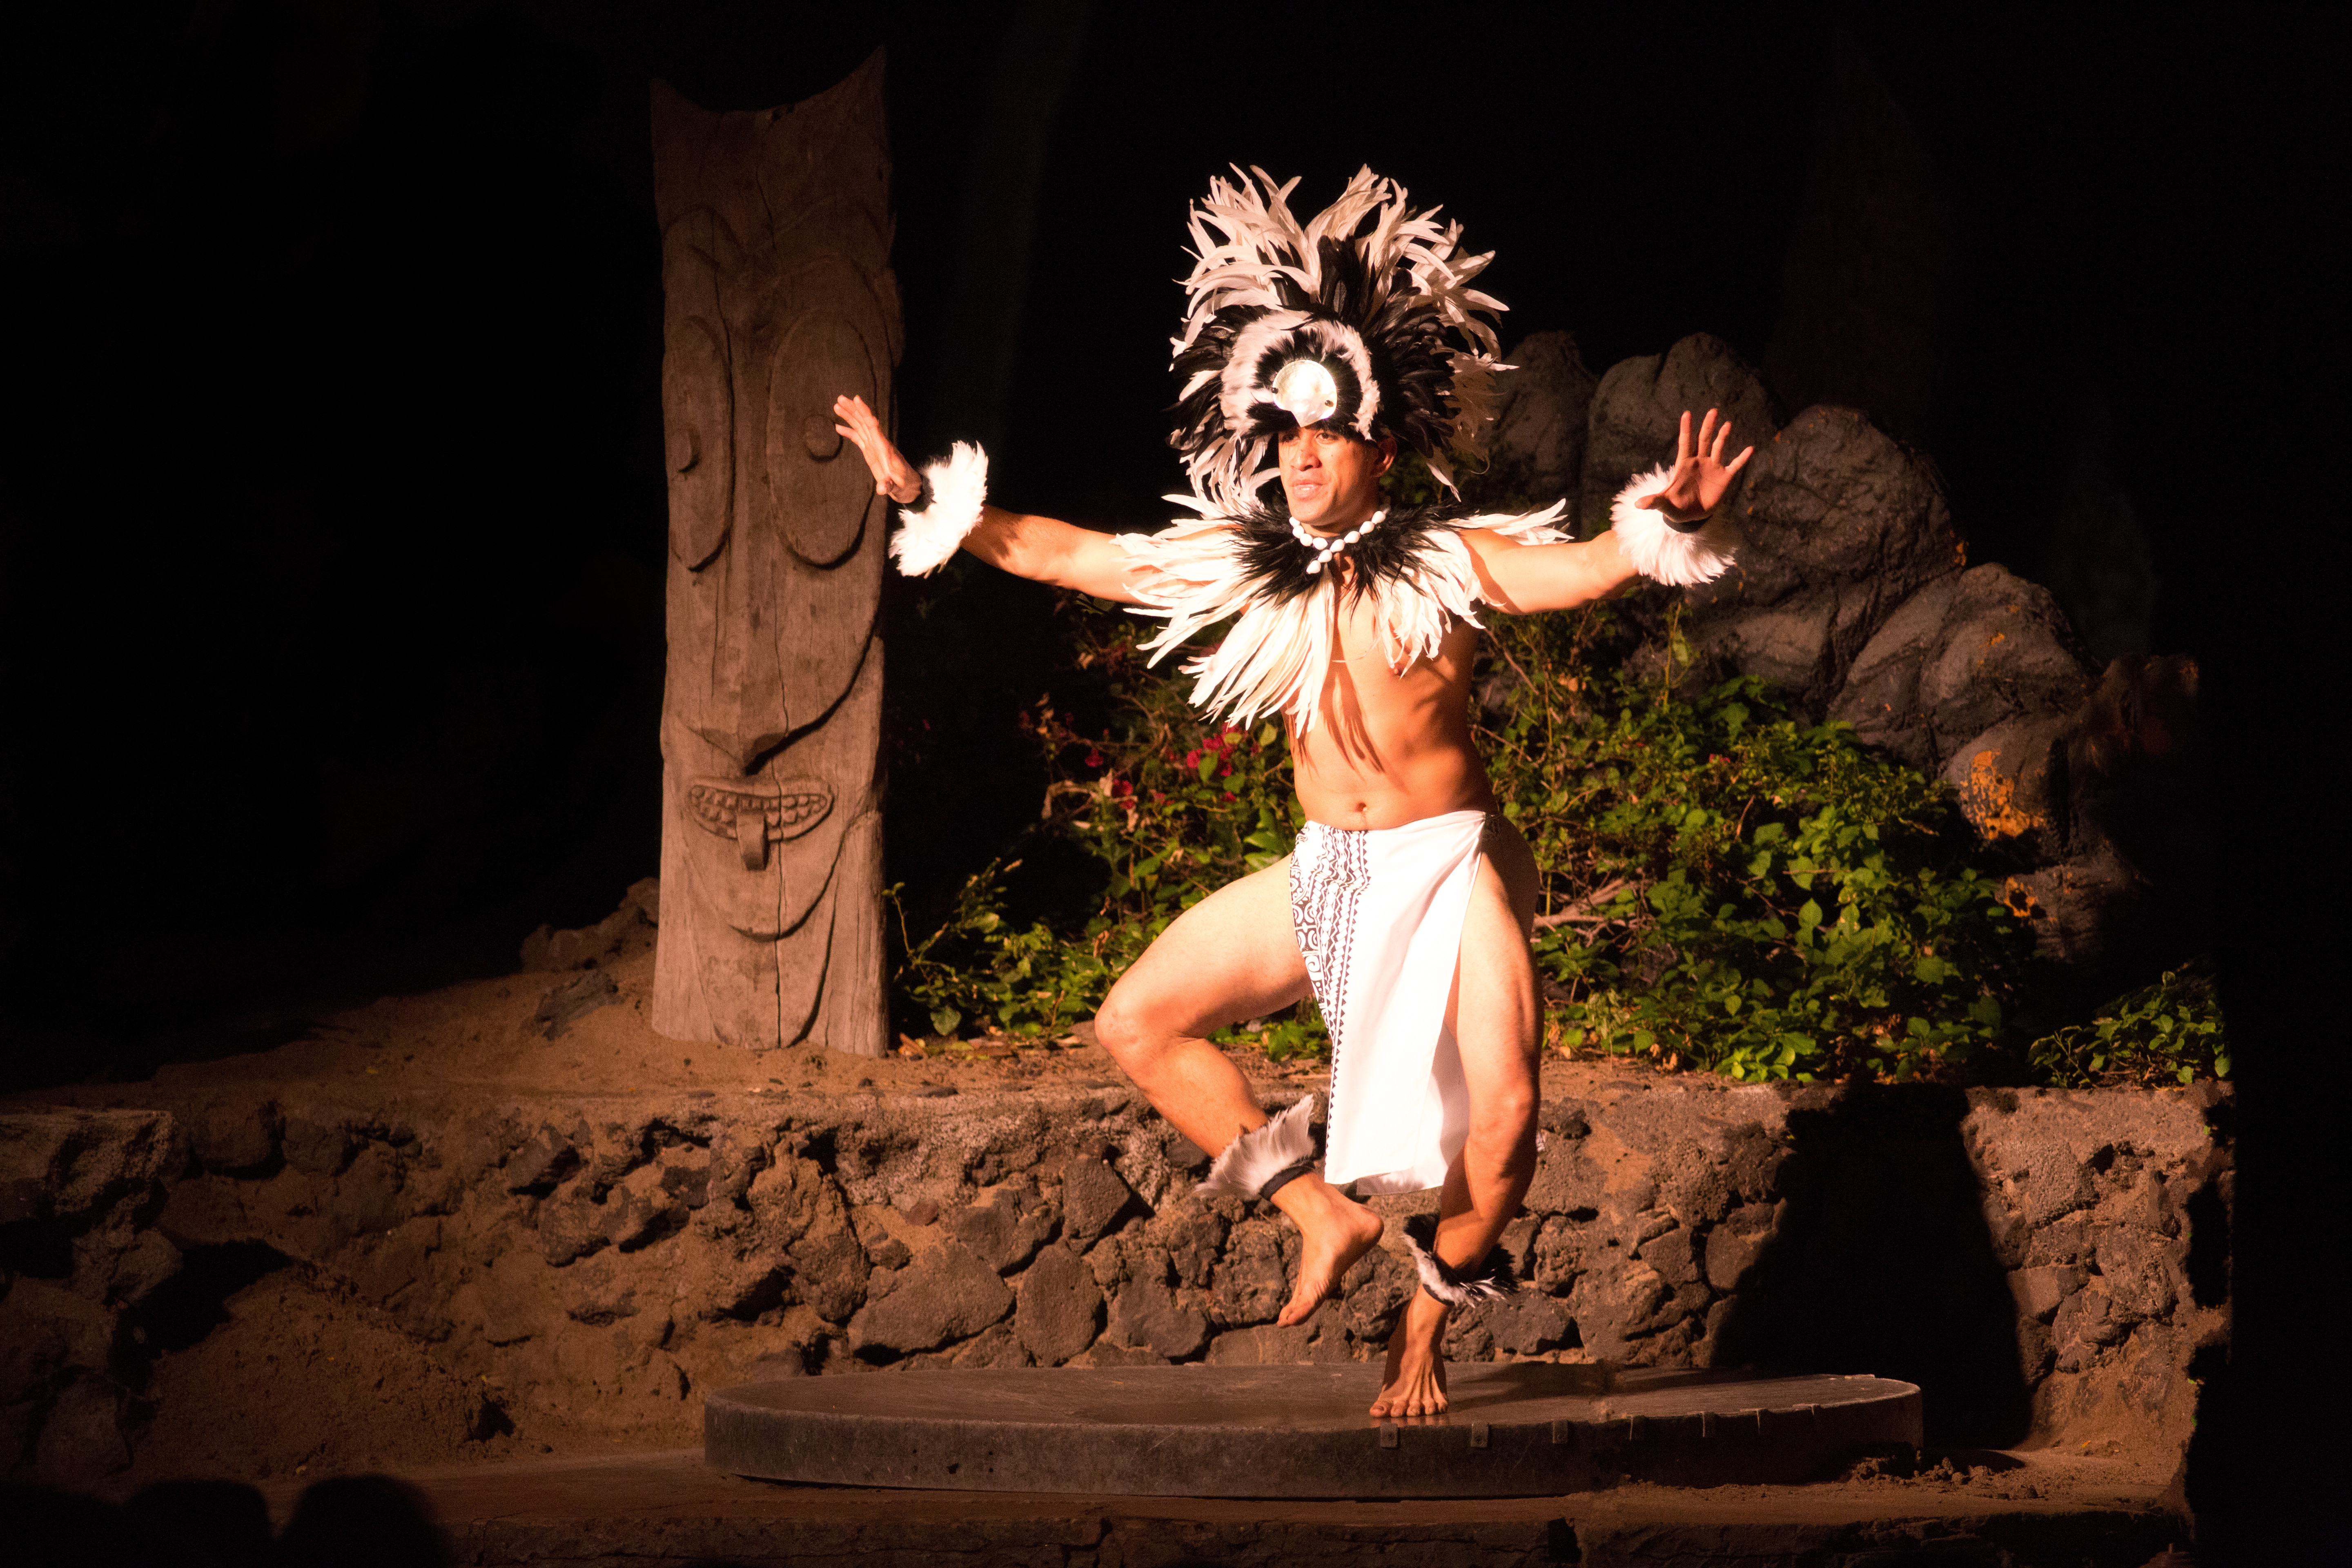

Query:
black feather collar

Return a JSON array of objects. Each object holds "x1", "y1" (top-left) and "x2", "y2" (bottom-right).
[{"x1": 1225, "y1": 500, "x2": 1491, "y2": 608}]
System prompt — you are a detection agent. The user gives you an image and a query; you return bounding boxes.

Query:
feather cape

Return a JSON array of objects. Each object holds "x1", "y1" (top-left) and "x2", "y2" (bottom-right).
[{"x1": 1116, "y1": 498, "x2": 1567, "y2": 732}]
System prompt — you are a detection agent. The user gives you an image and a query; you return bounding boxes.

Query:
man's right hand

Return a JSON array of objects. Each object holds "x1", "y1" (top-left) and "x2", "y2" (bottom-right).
[{"x1": 832, "y1": 393, "x2": 924, "y2": 504}]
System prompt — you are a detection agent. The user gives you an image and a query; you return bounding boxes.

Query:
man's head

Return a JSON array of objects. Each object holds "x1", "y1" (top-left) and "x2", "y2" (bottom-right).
[{"x1": 1278, "y1": 423, "x2": 1395, "y2": 532}]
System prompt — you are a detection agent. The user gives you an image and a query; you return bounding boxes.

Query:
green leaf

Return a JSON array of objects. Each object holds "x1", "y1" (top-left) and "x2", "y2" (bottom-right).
[{"x1": 930, "y1": 1007, "x2": 962, "y2": 1037}]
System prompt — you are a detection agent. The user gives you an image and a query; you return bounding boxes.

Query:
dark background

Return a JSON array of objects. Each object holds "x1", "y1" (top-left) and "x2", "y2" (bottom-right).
[{"x1": 0, "y1": 3, "x2": 2323, "y2": 1546}]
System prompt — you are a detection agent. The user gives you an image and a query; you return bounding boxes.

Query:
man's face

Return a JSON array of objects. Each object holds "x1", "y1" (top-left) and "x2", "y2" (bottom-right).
[{"x1": 1277, "y1": 424, "x2": 1394, "y2": 530}]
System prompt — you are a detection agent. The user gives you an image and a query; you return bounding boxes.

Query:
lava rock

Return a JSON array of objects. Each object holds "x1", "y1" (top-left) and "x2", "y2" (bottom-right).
[
  {"x1": 1488, "y1": 331, "x2": 1598, "y2": 514},
  {"x1": 1634, "y1": 1223, "x2": 1701, "y2": 1287},
  {"x1": 1945, "y1": 709, "x2": 2074, "y2": 862},
  {"x1": 2094, "y1": 1227, "x2": 2178, "y2": 1320},
  {"x1": 1713, "y1": 405, "x2": 1960, "y2": 612},
  {"x1": 1108, "y1": 1269, "x2": 1208, "y2": 1360},
  {"x1": 503, "y1": 1128, "x2": 578, "y2": 1196},
  {"x1": 1206, "y1": 1218, "x2": 1294, "y2": 1328},
  {"x1": 1482, "y1": 1292, "x2": 1572, "y2": 1356},
  {"x1": 2051, "y1": 1283, "x2": 2129, "y2": 1371},
  {"x1": 1059, "y1": 1156, "x2": 1134, "y2": 1244},
  {"x1": 190, "y1": 1102, "x2": 280, "y2": 1174},
  {"x1": 788, "y1": 1229, "x2": 870, "y2": 1323},
  {"x1": 1339, "y1": 1244, "x2": 1416, "y2": 1343},
  {"x1": 1702, "y1": 1203, "x2": 1777, "y2": 1293},
  {"x1": 949, "y1": 1323, "x2": 1031, "y2": 1369},
  {"x1": 35, "y1": 1375, "x2": 133, "y2": 1486},
  {"x1": 847, "y1": 1241, "x2": 1013, "y2": 1355},
  {"x1": 280, "y1": 1115, "x2": 352, "y2": 1179},
  {"x1": 1828, "y1": 573, "x2": 1964, "y2": 767},
  {"x1": 1145, "y1": 1204, "x2": 1227, "y2": 1289},
  {"x1": 535, "y1": 971, "x2": 621, "y2": 1039},
  {"x1": 1679, "y1": 405, "x2": 1965, "y2": 712},
  {"x1": 1013, "y1": 1242, "x2": 1103, "y2": 1366},
  {"x1": 2006, "y1": 1265, "x2": 2078, "y2": 1322},
  {"x1": 1204, "y1": 1303, "x2": 1348, "y2": 1365},
  {"x1": 1918, "y1": 565, "x2": 2095, "y2": 761},
  {"x1": 1581, "y1": 334, "x2": 1779, "y2": 532},
  {"x1": 942, "y1": 1189, "x2": 1051, "y2": 1274}
]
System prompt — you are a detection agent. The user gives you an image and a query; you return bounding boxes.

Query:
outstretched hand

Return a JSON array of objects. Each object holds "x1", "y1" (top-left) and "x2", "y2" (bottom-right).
[
  {"x1": 832, "y1": 393, "x2": 924, "y2": 505},
  {"x1": 1635, "y1": 408, "x2": 1754, "y2": 524}
]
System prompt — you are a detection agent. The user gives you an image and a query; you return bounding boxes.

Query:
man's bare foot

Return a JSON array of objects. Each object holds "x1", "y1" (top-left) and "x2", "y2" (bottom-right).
[
  {"x1": 1370, "y1": 1291, "x2": 1450, "y2": 1417},
  {"x1": 1270, "y1": 1179, "x2": 1385, "y2": 1327}
]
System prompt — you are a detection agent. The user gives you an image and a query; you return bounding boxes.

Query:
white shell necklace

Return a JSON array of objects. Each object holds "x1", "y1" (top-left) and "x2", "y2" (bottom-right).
[{"x1": 1290, "y1": 509, "x2": 1385, "y2": 576}]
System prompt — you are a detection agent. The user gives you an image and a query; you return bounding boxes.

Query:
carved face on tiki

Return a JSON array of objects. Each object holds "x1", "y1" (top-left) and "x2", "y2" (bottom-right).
[{"x1": 650, "y1": 62, "x2": 900, "y2": 1054}]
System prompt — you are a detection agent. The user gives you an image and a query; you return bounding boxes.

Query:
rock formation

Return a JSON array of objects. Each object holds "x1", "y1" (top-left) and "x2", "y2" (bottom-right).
[
  {"x1": 649, "y1": 56, "x2": 900, "y2": 1055},
  {"x1": 1491, "y1": 331, "x2": 2207, "y2": 988}
]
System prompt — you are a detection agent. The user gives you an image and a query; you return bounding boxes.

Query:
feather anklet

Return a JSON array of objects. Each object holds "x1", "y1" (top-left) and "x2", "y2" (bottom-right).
[
  {"x1": 1195, "y1": 1096, "x2": 1318, "y2": 1201},
  {"x1": 1399, "y1": 1212, "x2": 1516, "y2": 1307}
]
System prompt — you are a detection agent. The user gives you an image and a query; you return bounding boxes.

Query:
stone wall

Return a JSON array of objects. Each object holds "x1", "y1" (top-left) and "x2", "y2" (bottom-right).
[{"x1": 1, "y1": 1067, "x2": 2229, "y2": 1488}]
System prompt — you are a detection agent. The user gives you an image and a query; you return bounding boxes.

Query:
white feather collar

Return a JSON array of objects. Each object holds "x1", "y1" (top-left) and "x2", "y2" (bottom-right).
[{"x1": 1115, "y1": 501, "x2": 1567, "y2": 733}]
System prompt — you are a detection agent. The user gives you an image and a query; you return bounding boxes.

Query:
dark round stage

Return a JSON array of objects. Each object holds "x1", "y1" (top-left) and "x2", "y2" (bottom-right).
[{"x1": 704, "y1": 1362, "x2": 1922, "y2": 1498}]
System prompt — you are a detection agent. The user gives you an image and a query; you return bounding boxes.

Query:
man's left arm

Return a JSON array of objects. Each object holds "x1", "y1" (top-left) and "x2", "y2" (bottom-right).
[
  {"x1": 1463, "y1": 527, "x2": 1641, "y2": 615},
  {"x1": 1464, "y1": 408, "x2": 1753, "y2": 615}
]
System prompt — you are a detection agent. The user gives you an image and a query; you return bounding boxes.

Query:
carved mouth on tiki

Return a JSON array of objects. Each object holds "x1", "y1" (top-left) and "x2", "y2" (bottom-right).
[{"x1": 687, "y1": 777, "x2": 833, "y2": 871}]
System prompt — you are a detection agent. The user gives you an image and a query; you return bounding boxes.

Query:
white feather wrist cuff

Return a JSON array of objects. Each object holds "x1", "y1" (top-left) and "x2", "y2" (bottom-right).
[
  {"x1": 889, "y1": 441, "x2": 989, "y2": 577},
  {"x1": 1610, "y1": 463, "x2": 1739, "y2": 588},
  {"x1": 1195, "y1": 1095, "x2": 1317, "y2": 1200}
]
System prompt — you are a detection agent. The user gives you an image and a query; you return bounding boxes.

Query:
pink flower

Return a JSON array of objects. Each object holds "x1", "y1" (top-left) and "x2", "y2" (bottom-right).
[
  {"x1": 1183, "y1": 750, "x2": 1201, "y2": 768},
  {"x1": 1085, "y1": 750, "x2": 1104, "y2": 768}
]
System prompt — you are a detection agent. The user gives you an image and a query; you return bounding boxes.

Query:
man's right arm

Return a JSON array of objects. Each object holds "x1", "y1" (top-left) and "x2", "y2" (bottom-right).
[
  {"x1": 832, "y1": 393, "x2": 1144, "y2": 605},
  {"x1": 964, "y1": 507, "x2": 1145, "y2": 605}
]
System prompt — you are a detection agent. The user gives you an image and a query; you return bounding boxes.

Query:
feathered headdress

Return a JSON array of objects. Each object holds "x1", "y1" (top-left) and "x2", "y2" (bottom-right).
[{"x1": 1169, "y1": 166, "x2": 1507, "y2": 514}]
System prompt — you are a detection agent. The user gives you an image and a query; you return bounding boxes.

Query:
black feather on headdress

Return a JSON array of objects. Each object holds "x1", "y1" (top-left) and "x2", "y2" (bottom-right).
[{"x1": 1169, "y1": 167, "x2": 1507, "y2": 512}]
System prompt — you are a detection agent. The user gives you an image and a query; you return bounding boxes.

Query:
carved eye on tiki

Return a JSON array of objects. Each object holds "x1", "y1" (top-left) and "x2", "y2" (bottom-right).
[
  {"x1": 768, "y1": 307, "x2": 881, "y2": 568},
  {"x1": 686, "y1": 777, "x2": 835, "y2": 870},
  {"x1": 662, "y1": 263, "x2": 735, "y2": 570}
]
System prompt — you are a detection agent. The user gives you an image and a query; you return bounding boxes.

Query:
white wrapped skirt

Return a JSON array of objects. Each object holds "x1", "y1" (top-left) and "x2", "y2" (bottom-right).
[{"x1": 1290, "y1": 808, "x2": 1490, "y2": 1195}]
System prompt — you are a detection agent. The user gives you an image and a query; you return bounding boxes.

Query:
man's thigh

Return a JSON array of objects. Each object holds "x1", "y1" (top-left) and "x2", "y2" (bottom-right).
[
  {"x1": 1450, "y1": 820, "x2": 1543, "y2": 1128},
  {"x1": 1102, "y1": 855, "x2": 1312, "y2": 1044}
]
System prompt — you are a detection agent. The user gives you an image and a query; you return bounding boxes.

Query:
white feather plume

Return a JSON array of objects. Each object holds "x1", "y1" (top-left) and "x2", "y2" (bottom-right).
[
  {"x1": 1196, "y1": 1094, "x2": 1318, "y2": 1200},
  {"x1": 1118, "y1": 503, "x2": 1568, "y2": 733},
  {"x1": 1609, "y1": 464, "x2": 1740, "y2": 587},
  {"x1": 889, "y1": 442, "x2": 989, "y2": 577},
  {"x1": 1172, "y1": 166, "x2": 1507, "y2": 513}
]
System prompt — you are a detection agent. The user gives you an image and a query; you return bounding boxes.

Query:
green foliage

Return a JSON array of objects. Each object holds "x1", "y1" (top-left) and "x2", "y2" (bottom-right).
[
  {"x1": 889, "y1": 605, "x2": 1328, "y2": 1053},
  {"x1": 889, "y1": 579, "x2": 2216, "y2": 1087},
  {"x1": 1481, "y1": 604, "x2": 2032, "y2": 1081},
  {"x1": 2028, "y1": 964, "x2": 2230, "y2": 1087}
]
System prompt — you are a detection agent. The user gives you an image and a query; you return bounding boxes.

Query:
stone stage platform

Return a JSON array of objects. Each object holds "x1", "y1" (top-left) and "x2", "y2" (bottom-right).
[
  {"x1": 705, "y1": 1363, "x2": 1923, "y2": 1498},
  {"x1": 255, "y1": 1446, "x2": 2186, "y2": 1567}
]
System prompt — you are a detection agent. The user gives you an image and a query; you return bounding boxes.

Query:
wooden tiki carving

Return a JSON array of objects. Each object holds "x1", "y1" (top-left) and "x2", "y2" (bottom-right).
[{"x1": 650, "y1": 56, "x2": 898, "y2": 1054}]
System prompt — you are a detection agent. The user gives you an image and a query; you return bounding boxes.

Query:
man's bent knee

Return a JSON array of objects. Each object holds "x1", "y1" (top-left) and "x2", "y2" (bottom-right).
[{"x1": 1092, "y1": 980, "x2": 1174, "y2": 1071}]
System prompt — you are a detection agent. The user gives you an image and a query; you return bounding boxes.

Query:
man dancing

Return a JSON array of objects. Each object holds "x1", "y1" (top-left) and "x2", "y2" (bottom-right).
[{"x1": 834, "y1": 167, "x2": 1749, "y2": 1416}]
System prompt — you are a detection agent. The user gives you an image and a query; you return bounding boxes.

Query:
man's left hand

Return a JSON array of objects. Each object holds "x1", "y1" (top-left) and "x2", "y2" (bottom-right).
[{"x1": 1636, "y1": 408, "x2": 1754, "y2": 526}]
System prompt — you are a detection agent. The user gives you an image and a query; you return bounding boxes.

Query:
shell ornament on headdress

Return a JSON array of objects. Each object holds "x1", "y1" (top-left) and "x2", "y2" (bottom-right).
[{"x1": 1168, "y1": 166, "x2": 1508, "y2": 514}]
